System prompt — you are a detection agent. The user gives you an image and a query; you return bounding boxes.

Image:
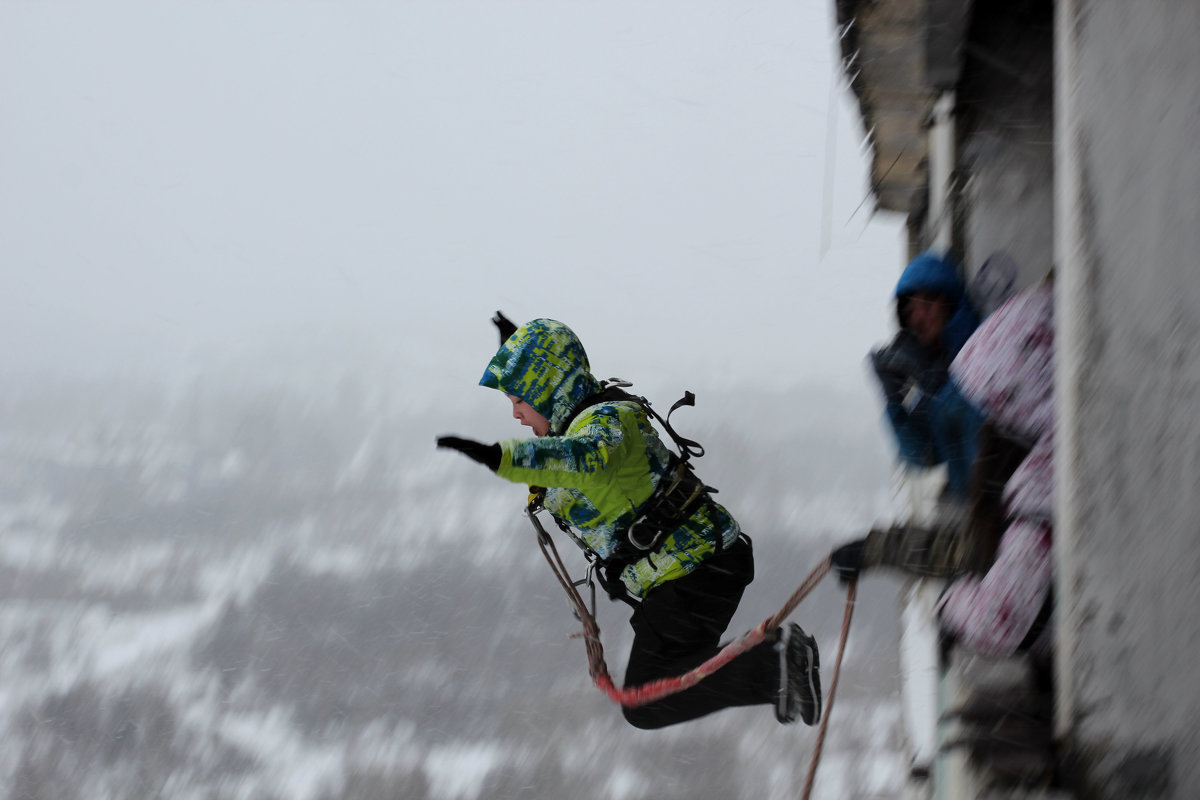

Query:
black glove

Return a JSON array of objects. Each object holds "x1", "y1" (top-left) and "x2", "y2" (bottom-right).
[
  {"x1": 874, "y1": 330, "x2": 926, "y2": 375},
  {"x1": 869, "y1": 349, "x2": 909, "y2": 407},
  {"x1": 492, "y1": 311, "x2": 518, "y2": 345},
  {"x1": 870, "y1": 332, "x2": 923, "y2": 402},
  {"x1": 436, "y1": 436, "x2": 501, "y2": 471},
  {"x1": 830, "y1": 539, "x2": 866, "y2": 585}
]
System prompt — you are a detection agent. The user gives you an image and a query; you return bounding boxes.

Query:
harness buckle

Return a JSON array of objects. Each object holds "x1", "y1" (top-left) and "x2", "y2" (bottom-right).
[
  {"x1": 625, "y1": 455, "x2": 710, "y2": 551},
  {"x1": 570, "y1": 561, "x2": 598, "y2": 621}
]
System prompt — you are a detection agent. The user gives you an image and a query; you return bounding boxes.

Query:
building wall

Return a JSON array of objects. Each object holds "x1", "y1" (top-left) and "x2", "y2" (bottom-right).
[
  {"x1": 1056, "y1": 1, "x2": 1200, "y2": 797},
  {"x1": 956, "y1": 0, "x2": 1056, "y2": 308}
]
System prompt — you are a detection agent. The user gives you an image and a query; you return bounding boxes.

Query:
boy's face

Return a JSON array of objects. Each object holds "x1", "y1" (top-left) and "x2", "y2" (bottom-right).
[
  {"x1": 905, "y1": 290, "x2": 952, "y2": 348},
  {"x1": 508, "y1": 395, "x2": 550, "y2": 437}
]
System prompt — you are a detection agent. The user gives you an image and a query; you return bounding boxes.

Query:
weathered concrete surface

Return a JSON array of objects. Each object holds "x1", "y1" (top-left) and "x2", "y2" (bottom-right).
[
  {"x1": 835, "y1": 1, "x2": 1200, "y2": 796},
  {"x1": 956, "y1": 0, "x2": 1056, "y2": 308},
  {"x1": 1056, "y1": 1, "x2": 1200, "y2": 797},
  {"x1": 838, "y1": 0, "x2": 1056, "y2": 297},
  {"x1": 834, "y1": 0, "x2": 931, "y2": 214}
]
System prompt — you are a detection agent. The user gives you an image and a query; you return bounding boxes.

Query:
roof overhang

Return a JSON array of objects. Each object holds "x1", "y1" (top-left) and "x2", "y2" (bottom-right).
[{"x1": 834, "y1": 0, "x2": 973, "y2": 214}]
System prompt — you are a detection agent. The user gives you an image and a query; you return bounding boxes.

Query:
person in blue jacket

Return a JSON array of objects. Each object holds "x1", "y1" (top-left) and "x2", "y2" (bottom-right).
[{"x1": 869, "y1": 251, "x2": 986, "y2": 497}]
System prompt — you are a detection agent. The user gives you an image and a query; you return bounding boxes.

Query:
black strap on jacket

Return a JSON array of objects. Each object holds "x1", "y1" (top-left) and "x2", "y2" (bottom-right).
[
  {"x1": 625, "y1": 452, "x2": 718, "y2": 552},
  {"x1": 551, "y1": 379, "x2": 722, "y2": 576},
  {"x1": 561, "y1": 379, "x2": 705, "y2": 463}
]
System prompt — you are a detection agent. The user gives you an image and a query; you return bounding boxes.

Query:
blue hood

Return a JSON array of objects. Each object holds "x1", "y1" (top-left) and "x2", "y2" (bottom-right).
[{"x1": 894, "y1": 251, "x2": 979, "y2": 357}]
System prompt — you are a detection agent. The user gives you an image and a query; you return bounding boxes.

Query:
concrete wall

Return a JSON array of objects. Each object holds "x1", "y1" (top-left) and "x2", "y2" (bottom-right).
[
  {"x1": 956, "y1": 0, "x2": 1056, "y2": 309},
  {"x1": 960, "y1": 131, "x2": 1055, "y2": 307},
  {"x1": 1056, "y1": 1, "x2": 1200, "y2": 797}
]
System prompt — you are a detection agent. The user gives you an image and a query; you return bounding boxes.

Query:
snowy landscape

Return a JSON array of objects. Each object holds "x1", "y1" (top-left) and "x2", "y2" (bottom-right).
[
  {"x1": 1, "y1": 360, "x2": 914, "y2": 800},
  {"x1": 0, "y1": 1, "x2": 924, "y2": 796}
]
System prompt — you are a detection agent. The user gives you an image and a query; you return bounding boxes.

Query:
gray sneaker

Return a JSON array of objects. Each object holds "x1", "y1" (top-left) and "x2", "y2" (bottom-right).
[{"x1": 774, "y1": 623, "x2": 821, "y2": 726}]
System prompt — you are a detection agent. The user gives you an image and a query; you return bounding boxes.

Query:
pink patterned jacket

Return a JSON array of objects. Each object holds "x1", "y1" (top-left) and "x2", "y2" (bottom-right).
[{"x1": 938, "y1": 284, "x2": 1055, "y2": 657}]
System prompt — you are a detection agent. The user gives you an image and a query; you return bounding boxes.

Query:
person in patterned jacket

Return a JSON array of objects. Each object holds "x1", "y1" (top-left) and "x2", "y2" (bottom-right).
[
  {"x1": 832, "y1": 283, "x2": 1055, "y2": 658},
  {"x1": 437, "y1": 314, "x2": 821, "y2": 729}
]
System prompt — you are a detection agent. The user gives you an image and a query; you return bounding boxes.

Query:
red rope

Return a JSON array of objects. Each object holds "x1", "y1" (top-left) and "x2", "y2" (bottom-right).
[
  {"x1": 533, "y1": 513, "x2": 857, "y2": 796},
  {"x1": 800, "y1": 577, "x2": 856, "y2": 800},
  {"x1": 533, "y1": 511, "x2": 839, "y2": 707}
]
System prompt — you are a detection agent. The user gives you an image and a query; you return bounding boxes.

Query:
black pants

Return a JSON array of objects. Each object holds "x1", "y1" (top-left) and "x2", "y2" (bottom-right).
[{"x1": 621, "y1": 535, "x2": 779, "y2": 729}]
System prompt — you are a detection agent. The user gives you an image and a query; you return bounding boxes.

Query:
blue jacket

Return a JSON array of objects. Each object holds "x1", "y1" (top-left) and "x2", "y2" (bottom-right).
[{"x1": 878, "y1": 252, "x2": 985, "y2": 496}]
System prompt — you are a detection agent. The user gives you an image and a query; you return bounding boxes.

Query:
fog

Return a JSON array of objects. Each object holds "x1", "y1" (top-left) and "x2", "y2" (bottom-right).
[
  {"x1": 2, "y1": 0, "x2": 901, "y2": 391},
  {"x1": 1, "y1": 2, "x2": 913, "y2": 798}
]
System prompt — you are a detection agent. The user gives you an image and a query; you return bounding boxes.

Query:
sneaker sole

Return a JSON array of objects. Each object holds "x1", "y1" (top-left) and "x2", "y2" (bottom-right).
[
  {"x1": 776, "y1": 625, "x2": 792, "y2": 723},
  {"x1": 799, "y1": 632, "x2": 821, "y2": 726}
]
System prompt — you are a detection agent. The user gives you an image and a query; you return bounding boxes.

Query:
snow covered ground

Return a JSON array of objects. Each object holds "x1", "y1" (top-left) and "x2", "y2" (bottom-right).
[{"x1": 0, "y1": 371, "x2": 911, "y2": 800}]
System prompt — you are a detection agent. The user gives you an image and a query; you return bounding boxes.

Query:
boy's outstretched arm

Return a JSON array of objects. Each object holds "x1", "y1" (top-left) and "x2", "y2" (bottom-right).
[{"x1": 436, "y1": 436, "x2": 501, "y2": 471}]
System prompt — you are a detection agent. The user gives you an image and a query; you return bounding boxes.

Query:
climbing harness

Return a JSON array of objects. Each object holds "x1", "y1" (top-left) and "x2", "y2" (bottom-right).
[
  {"x1": 625, "y1": 452, "x2": 713, "y2": 552},
  {"x1": 528, "y1": 379, "x2": 855, "y2": 794},
  {"x1": 528, "y1": 502, "x2": 857, "y2": 800},
  {"x1": 552, "y1": 379, "x2": 722, "y2": 580},
  {"x1": 578, "y1": 378, "x2": 706, "y2": 462}
]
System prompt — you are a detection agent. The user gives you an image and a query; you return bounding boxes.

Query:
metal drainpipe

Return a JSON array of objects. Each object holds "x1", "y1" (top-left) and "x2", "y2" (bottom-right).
[
  {"x1": 928, "y1": 90, "x2": 956, "y2": 253},
  {"x1": 902, "y1": 88, "x2": 960, "y2": 800}
]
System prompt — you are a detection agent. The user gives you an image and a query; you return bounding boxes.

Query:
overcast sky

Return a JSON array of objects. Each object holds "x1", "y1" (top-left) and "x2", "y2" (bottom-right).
[{"x1": 1, "y1": 1, "x2": 903, "y2": 404}]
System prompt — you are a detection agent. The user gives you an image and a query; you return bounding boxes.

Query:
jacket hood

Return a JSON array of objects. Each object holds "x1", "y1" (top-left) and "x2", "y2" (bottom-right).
[
  {"x1": 479, "y1": 318, "x2": 602, "y2": 435},
  {"x1": 895, "y1": 251, "x2": 979, "y2": 357}
]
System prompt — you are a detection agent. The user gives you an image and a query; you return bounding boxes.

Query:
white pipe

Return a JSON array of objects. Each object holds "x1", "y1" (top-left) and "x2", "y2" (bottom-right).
[
  {"x1": 1052, "y1": 0, "x2": 1080, "y2": 743},
  {"x1": 928, "y1": 91, "x2": 956, "y2": 252}
]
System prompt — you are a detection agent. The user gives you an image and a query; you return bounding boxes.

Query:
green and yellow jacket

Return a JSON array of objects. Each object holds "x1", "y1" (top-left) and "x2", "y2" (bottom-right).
[{"x1": 480, "y1": 318, "x2": 740, "y2": 598}]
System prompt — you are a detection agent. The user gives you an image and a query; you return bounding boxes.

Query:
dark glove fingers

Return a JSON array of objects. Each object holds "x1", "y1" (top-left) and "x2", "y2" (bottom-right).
[
  {"x1": 831, "y1": 539, "x2": 867, "y2": 585},
  {"x1": 492, "y1": 311, "x2": 518, "y2": 345},
  {"x1": 435, "y1": 436, "x2": 501, "y2": 471},
  {"x1": 871, "y1": 364, "x2": 908, "y2": 405},
  {"x1": 875, "y1": 331, "x2": 927, "y2": 378}
]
